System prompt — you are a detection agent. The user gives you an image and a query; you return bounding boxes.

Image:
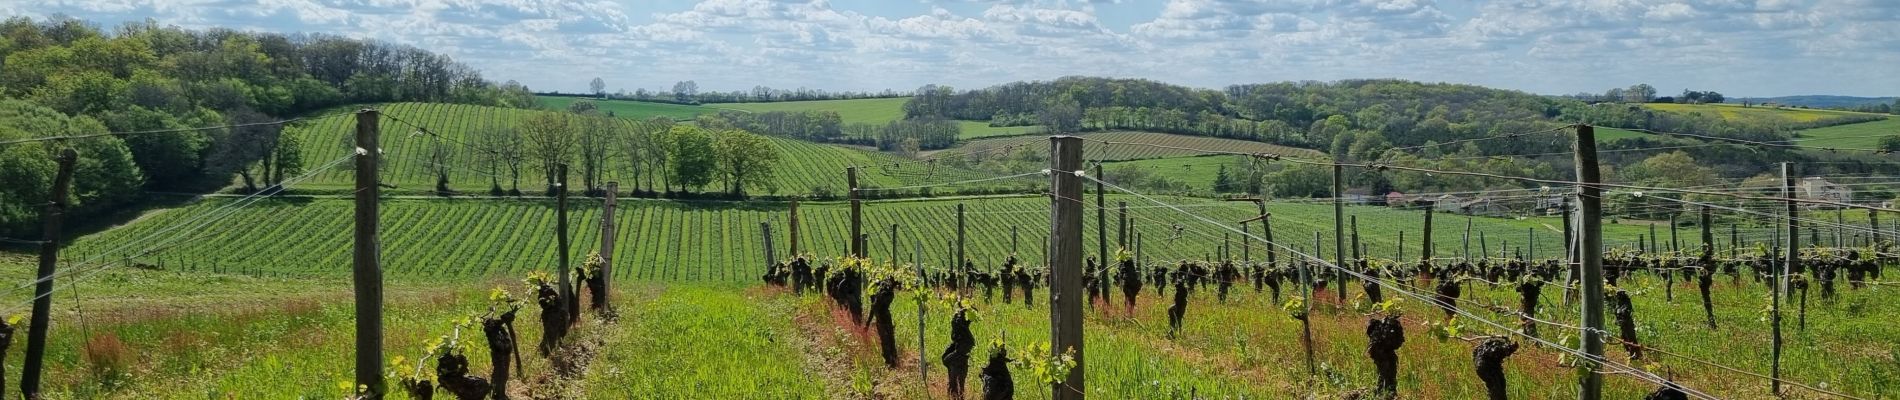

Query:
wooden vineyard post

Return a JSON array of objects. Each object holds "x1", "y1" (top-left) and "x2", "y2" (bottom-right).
[
  {"x1": 789, "y1": 200, "x2": 800, "y2": 256},
  {"x1": 1700, "y1": 206, "x2": 1717, "y2": 329},
  {"x1": 1529, "y1": 228, "x2": 1536, "y2": 260},
  {"x1": 1260, "y1": 202, "x2": 1275, "y2": 267},
  {"x1": 1096, "y1": 164, "x2": 1108, "y2": 299},
  {"x1": 957, "y1": 203, "x2": 967, "y2": 293},
  {"x1": 890, "y1": 224, "x2": 899, "y2": 266},
  {"x1": 1119, "y1": 201, "x2": 1128, "y2": 249},
  {"x1": 558, "y1": 164, "x2": 578, "y2": 322},
  {"x1": 762, "y1": 223, "x2": 775, "y2": 274},
  {"x1": 1775, "y1": 162, "x2": 1796, "y2": 396},
  {"x1": 1332, "y1": 163, "x2": 1347, "y2": 301},
  {"x1": 1573, "y1": 125, "x2": 1607, "y2": 400},
  {"x1": 348, "y1": 110, "x2": 387, "y2": 398},
  {"x1": 1302, "y1": 232, "x2": 1318, "y2": 377},
  {"x1": 599, "y1": 181, "x2": 617, "y2": 307},
  {"x1": 1422, "y1": 201, "x2": 1436, "y2": 261},
  {"x1": 1731, "y1": 224, "x2": 1739, "y2": 259},
  {"x1": 1013, "y1": 226, "x2": 1019, "y2": 254},
  {"x1": 1871, "y1": 208, "x2": 1882, "y2": 249},
  {"x1": 20, "y1": 148, "x2": 76, "y2": 399},
  {"x1": 1048, "y1": 136, "x2": 1086, "y2": 399},
  {"x1": 1398, "y1": 230, "x2": 1405, "y2": 261},
  {"x1": 1563, "y1": 199, "x2": 1576, "y2": 308},
  {"x1": 913, "y1": 234, "x2": 926, "y2": 386},
  {"x1": 849, "y1": 167, "x2": 862, "y2": 258},
  {"x1": 1464, "y1": 218, "x2": 1473, "y2": 261}
]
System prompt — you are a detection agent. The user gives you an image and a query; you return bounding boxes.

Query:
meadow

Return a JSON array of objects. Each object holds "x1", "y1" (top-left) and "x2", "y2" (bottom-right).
[{"x1": 935, "y1": 131, "x2": 1325, "y2": 161}]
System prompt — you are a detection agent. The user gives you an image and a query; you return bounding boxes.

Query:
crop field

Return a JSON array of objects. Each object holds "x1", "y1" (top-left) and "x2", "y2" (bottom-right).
[
  {"x1": 1103, "y1": 154, "x2": 1243, "y2": 192},
  {"x1": 281, "y1": 102, "x2": 967, "y2": 196},
  {"x1": 934, "y1": 131, "x2": 1326, "y2": 161},
  {"x1": 713, "y1": 98, "x2": 1041, "y2": 139},
  {"x1": 1642, "y1": 103, "x2": 1883, "y2": 123},
  {"x1": 535, "y1": 96, "x2": 711, "y2": 121}
]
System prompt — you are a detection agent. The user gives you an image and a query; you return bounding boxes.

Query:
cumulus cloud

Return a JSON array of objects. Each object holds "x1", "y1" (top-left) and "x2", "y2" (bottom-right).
[{"x1": 7, "y1": 0, "x2": 1897, "y2": 96}]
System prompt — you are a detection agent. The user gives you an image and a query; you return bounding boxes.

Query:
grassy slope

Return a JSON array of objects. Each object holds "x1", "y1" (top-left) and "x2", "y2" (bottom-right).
[
  {"x1": 283, "y1": 102, "x2": 946, "y2": 196},
  {"x1": 1791, "y1": 117, "x2": 1900, "y2": 149},
  {"x1": 535, "y1": 96, "x2": 710, "y2": 121},
  {"x1": 1642, "y1": 102, "x2": 1881, "y2": 122},
  {"x1": 713, "y1": 98, "x2": 1040, "y2": 139}
]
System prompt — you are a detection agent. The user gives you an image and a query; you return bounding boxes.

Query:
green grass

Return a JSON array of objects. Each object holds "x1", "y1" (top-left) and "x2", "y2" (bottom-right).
[
  {"x1": 1791, "y1": 117, "x2": 1900, "y2": 149},
  {"x1": 583, "y1": 285, "x2": 827, "y2": 398},
  {"x1": 536, "y1": 96, "x2": 710, "y2": 121},
  {"x1": 283, "y1": 102, "x2": 960, "y2": 196},
  {"x1": 1102, "y1": 155, "x2": 1241, "y2": 193},
  {"x1": 713, "y1": 98, "x2": 1040, "y2": 139}
]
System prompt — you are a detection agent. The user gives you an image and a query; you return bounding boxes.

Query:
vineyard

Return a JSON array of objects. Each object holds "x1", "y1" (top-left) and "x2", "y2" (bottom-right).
[
  {"x1": 934, "y1": 131, "x2": 1326, "y2": 161},
  {"x1": 61, "y1": 194, "x2": 1709, "y2": 282},
  {"x1": 281, "y1": 103, "x2": 974, "y2": 197}
]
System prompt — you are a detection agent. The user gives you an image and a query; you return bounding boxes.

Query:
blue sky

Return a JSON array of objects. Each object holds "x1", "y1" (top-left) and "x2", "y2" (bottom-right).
[{"x1": 8, "y1": 0, "x2": 1898, "y2": 97}]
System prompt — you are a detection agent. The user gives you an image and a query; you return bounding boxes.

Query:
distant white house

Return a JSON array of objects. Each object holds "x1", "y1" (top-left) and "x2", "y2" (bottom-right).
[{"x1": 1433, "y1": 195, "x2": 1466, "y2": 212}]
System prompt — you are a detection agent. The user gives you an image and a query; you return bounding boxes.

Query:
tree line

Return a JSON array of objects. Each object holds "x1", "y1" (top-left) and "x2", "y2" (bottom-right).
[
  {"x1": 0, "y1": 16, "x2": 536, "y2": 238},
  {"x1": 908, "y1": 77, "x2": 1900, "y2": 206},
  {"x1": 468, "y1": 101, "x2": 782, "y2": 199},
  {"x1": 691, "y1": 109, "x2": 962, "y2": 152},
  {"x1": 548, "y1": 78, "x2": 909, "y2": 105}
]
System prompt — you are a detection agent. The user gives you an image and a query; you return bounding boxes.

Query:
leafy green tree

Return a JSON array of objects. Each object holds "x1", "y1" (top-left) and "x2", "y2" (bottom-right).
[
  {"x1": 668, "y1": 125, "x2": 716, "y2": 192},
  {"x1": 713, "y1": 129, "x2": 781, "y2": 197},
  {"x1": 1881, "y1": 135, "x2": 1900, "y2": 153}
]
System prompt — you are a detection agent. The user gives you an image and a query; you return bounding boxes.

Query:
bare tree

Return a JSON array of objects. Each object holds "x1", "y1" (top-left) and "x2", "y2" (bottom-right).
[
  {"x1": 637, "y1": 116, "x2": 676, "y2": 192},
  {"x1": 576, "y1": 113, "x2": 615, "y2": 195},
  {"x1": 520, "y1": 112, "x2": 575, "y2": 194},
  {"x1": 477, "y1": 124, "x2": 525, "y2": 195},
  {"x1": 427, "y1": 136, "x2": 454, "y2": 195},
  {"x1": 589, "y1": 77, "x2": 606, "y2": 97}
]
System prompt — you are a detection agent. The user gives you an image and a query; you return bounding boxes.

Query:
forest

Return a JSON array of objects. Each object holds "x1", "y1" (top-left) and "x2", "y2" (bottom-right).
[{"x1": 0, "y1": 17, "x2": 536, "y2": 236}]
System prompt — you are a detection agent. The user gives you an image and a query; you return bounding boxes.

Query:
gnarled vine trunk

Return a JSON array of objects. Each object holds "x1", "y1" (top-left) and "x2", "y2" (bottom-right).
[
  {"x1": 434, "y1": 353, "x2": 492, "y2": 400},
  {"x1": 980, "y1": 345, "x2": 1013, "y2": 400},
  {"x1": 1472, "y1": 337, "x2": 1518, "y2": 400},
  {"x1": 868, "y1": 278, "x2": 898, "y2": 368},
  {"x1": 1612, "y1": 290, "x2": 1642, "y2": 361},
  {"x1": 483, "y1": 309, "x2": 520, "y2": 399},
  {"x1": 535, "y1": 282, "x2": 568, "y2": 355},
  {"x1": 1366, "y1": 315, "x2": 1405, "y2": 399},
  {"x1": 943, "y1": 308, "x2": 975, "y2": 399}
]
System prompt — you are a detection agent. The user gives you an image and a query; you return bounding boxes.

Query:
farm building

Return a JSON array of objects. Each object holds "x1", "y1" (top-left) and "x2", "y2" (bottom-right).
[
  {"x1": 1458, "y1": 198, "x2": 1512, "y2": 217},
  {"x1": 1800, "y1": 177, "x2": 1853, "y2": 207}
]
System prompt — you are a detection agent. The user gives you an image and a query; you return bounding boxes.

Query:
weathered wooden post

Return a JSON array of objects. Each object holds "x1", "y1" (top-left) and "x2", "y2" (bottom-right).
[
  {"x1": 789, "y1": 200, "x2": 800, "y2": 255},
  {"x1": 558, "y1": 164, "x2": 578, "y2": 321},
  {"x1": 1871, "y1": 208, "x2": 1882, "y2": 249},
  {"x1": 1333, "y1": 163, "x2": 1347, "y2": 301},
  {"x1": 1097, "y1": 164, "x2": 1107, "y2": 286},
  {"x1": 1048, "y1": 136, "x2": 1086, "y2": 399},
  {"x1": 1700, "y1": 207, "x2": 1717, "y2": 329},
  {"x1": 1564, "y1": 199, "x2": 1576, "y2": 308},
  {"x1": 1575, "y1": 125, "x2": 1607, "y2": 400},
  {"x1": 849, "y1": 167, "x2": 862, "y2": 258},
  {"x1": 1119, "y1": 201, "x2": 1129, "y2": 249},
  {"x1": 1303, "y1": 232, "x2": 1318, "y2": 376},
  {"x1": 1423, "y1": 201, "x2": 1436, "y2": 261},
  {"x1": 762, "y1": 223, "x2": 775, "y2": 272},
  {"x1": 599, "y1": 181, "x2": 617, "y2": 306},
  {"x1": 1774, "y1": 162, "x2": 1796, "y2": 396},
  {"x1": 1464, "y1": 218, "x2": 1474, "y2": 261},
  {"x1": 913, "y1": 234, "x2": 926, "y2": 386},
  {"x1": 958, "y1": 203, "x2": 967, "y2": 293},
  {"x1": 20, "y1": 148, "x2": 76, "y2": 400}
]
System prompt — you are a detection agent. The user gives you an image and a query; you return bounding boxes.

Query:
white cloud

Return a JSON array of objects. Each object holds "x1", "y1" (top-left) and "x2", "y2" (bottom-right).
[{"x1": 5, "y1": 0, "x2": 1896, "y2": 96}]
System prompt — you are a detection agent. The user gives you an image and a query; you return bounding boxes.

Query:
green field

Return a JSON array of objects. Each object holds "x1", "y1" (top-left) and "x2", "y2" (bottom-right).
[
  {"x1": 936, "y1": 131, "x2": 1325, "y2": 161},
  {"x1": 714, "y1": 98, "x2": 1040, "y2": 139},
  {"x1": 1791, "y1": 117, "x2": 1900, "y2": 149},
  {"x1": 536, "y1": 96, "x2": 710, "y2": 121},
  {"x1": 1102, "y1": 154, "x2": 1241, "y2": 193},
  {"x1": 284, "y1": 103, "x2": 967, "y2": 196}
]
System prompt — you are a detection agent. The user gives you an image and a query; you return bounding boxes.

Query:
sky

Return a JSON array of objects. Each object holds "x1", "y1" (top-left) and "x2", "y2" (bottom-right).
[{"x1": 7, "y1": 0, "x2": 1898, "y2": 97}]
